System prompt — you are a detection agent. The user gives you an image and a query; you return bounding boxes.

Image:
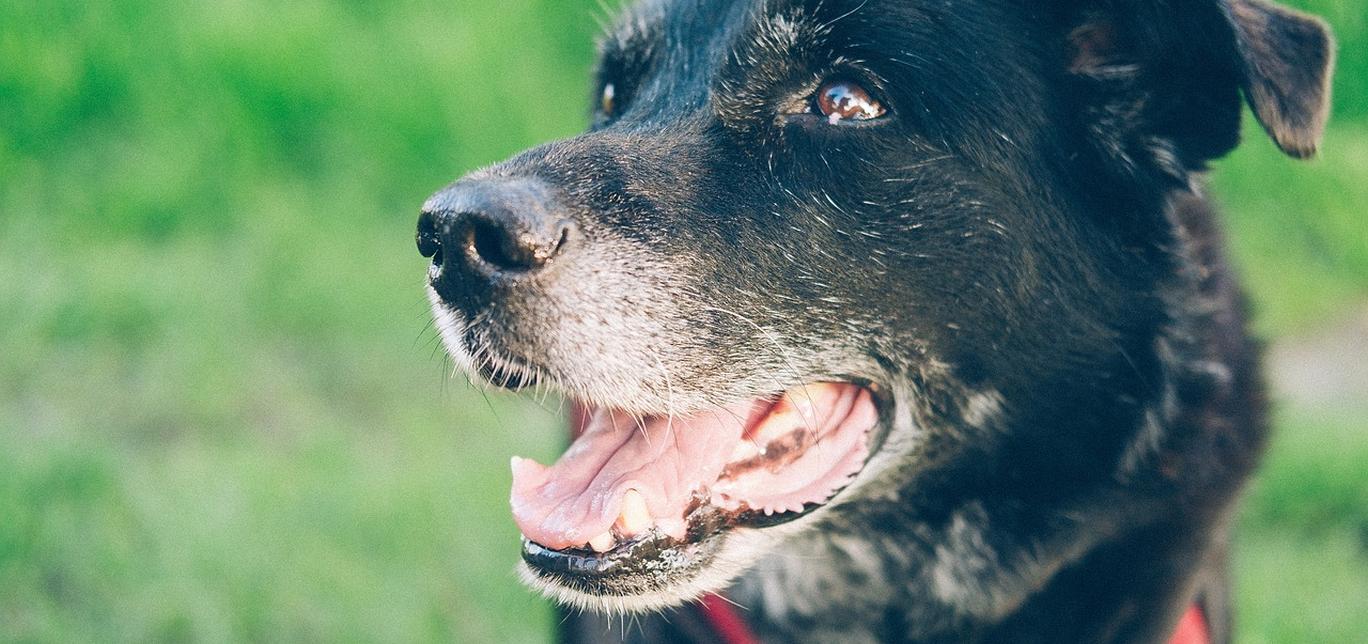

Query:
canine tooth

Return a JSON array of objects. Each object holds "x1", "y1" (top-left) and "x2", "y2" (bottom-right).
[
  {"x1": 588, "y1": 532, "x2": 616, "y2": 552},
  {"x1": 614, "y1": 489, "x2": 653, "y2": 537},
  {"x1": 782, "y1": 383, "x2": 843, "y2": 417}
]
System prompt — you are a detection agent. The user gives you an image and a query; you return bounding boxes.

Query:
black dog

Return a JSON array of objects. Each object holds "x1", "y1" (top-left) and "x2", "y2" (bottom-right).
[{"x1": 416, "y1": 1, "x2": 1334, "y2": 642}]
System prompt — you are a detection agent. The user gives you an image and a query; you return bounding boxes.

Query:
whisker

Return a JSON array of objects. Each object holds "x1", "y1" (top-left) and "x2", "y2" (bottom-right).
[
  {"x1": 649, "y1": 346, "x2": 678, "y2": 444},
  {"x1": 630, "y1": 411, "x2": 653, "y2": 450},
  {"x1": 818, "y1": 0, "x2": 871, "y2": 34},
  {"x1": 699, "y1": 304, "x2": 821, "y2": 442}
]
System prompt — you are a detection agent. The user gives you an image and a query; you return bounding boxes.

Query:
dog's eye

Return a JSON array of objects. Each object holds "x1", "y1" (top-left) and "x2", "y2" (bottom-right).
[
  {"x1": 601, "y1": 83, "x2": 617, "y2": 117},
  {"x1": 813, "y1": 80, "x2": 885, "y2": 123}
]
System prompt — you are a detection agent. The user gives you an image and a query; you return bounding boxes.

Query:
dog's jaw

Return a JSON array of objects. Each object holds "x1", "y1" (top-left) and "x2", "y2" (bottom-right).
[
  {"x1": 430, "y1": 272, "x2": 1043, "y2": 627},
  {"x1": 516, "y1": 490, "x2": 884, "y2": 615},
  {"x1": 515, "y1": 528, "x2": 771, "y2": 615},
  {"x1": 524, "y1": 380, "x2": 932, "y2": 617},
  {"x1": 430, "y1": 283, "x2": 927, "y2": 615}
]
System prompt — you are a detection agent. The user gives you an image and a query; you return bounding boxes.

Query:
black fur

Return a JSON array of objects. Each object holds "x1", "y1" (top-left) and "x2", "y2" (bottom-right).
[{"x1": 417, "y1": 0, "x2": 1334, "y2": 641}]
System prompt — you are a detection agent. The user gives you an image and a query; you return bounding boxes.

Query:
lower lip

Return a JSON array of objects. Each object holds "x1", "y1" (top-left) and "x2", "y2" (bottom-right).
[{"x1": 522, "y1": 535, "x2": 678, "y2": 576}]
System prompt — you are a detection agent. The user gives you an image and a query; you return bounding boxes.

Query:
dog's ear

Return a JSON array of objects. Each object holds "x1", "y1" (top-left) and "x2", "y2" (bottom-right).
[
  {"x1": 1063, "y1": 0, "x2": 1335, "y2": 168},
  {"x1": 1226, "y1": 0, "x2": 1335, "y2": 158}
]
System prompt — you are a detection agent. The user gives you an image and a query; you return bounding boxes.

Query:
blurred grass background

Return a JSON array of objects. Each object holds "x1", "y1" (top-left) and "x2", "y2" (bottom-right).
[{"x1": 0, "y1": 1, "x2": 1363, "y2": 642}]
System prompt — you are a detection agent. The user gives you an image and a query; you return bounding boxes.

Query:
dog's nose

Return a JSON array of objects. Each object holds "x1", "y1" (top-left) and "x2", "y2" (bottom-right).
[{"x1": 418, "y1": 178, "x2": 575, "y2": 282}]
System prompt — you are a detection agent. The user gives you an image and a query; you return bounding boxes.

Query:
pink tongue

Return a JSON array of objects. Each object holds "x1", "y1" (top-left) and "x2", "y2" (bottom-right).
[{"x1": 510, "y1": 401, "x2": 772, "y2": 551}]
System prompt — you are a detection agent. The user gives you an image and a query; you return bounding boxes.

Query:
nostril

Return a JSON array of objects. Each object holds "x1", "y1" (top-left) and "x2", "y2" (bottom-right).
[
  {"x1": 467, "y1": 216, "x2": 574, "y2": 274},
  {"x1": 550, "y1": 219, "x2": 574, "y2": 257},
  {"x1": 416, "y1": 210, "x2": 443, "y2": 259},
  {"x1": 469, "y1": 219, "x2": 538, "y2": 272}
]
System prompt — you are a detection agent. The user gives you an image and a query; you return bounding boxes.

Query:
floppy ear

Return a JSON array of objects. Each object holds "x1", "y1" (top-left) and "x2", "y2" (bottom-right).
[
  {"x1": 1226, "y1": 0, "x2": 1336, "y2": 158},
  {"x1": 1064, "y1": 0, "x2": 1335, "y2": 171}
]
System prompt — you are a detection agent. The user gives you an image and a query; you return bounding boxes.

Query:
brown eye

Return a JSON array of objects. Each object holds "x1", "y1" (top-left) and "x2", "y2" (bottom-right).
[
  {"x1": 601, "y1": 83, "x2": 616, "y2": 117},
  {"x1": 815, "y1": 80, "x2": 885, "y2": 123}
]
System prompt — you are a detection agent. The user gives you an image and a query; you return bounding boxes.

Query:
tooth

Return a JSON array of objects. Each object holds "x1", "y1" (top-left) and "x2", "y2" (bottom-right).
[
  {"x1": 728, "y1": 439, "x2": 760, "y2": 462},
  {"x1": 783, "y1": 383, "x2": 842, "y2": 418},
  {"x1": 510, "y1": 456, "x2": 548, "y2": 479},
  {"x1": 614, "y1": 489, "x2": 653, "y2": 537},
  {"x1": 747, "y1": 383, "x2": 844, "y2": 443},
  {"x1": 588, "y1": 532, "x2": 616, "y2": 552},
  {"x1": 656, "y1": 517, "x2": 688, "y2": 541}
]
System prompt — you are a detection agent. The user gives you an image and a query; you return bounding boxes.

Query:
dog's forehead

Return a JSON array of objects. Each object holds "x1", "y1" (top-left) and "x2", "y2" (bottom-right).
[
  {"x1": 611, "y1": 0, "x2": 875, "y2": 53},
  {"x1": 602, "y1": 0, "x2": 865, "y2": 77},
  {"x1": 599, "y1": 0, "x2": 891, "y2": 122}
]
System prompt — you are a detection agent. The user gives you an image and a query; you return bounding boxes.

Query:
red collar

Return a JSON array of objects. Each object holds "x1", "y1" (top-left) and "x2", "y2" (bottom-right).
[
  {"x1": 696, "y1": 593, "x2": 1210, "y2": 644},
  {"x1": 697, "y1": 594, "x2": 761, "y2": 644},
  {"x1": 1169, "y1": 604, "x2": 1212, "y2": 644}
]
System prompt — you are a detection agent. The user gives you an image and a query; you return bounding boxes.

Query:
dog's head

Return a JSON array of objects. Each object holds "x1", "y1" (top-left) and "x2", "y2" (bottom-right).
[{"x1": 418, "y1": 0, "x2": 1331, "y2": 614}]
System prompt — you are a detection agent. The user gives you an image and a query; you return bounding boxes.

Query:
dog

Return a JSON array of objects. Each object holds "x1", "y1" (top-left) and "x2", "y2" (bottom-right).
[{"x1": 416, "y1": 1, "x2": 1334, "y2": 641}]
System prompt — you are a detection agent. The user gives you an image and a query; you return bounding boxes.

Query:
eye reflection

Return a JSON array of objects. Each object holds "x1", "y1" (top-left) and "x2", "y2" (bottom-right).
[
  {"x1": 815, "y1": 80, "x2": 885, "y2": 124},
  {"x1": 601, "y1": 83, "x2": 616, "y2": 117}
]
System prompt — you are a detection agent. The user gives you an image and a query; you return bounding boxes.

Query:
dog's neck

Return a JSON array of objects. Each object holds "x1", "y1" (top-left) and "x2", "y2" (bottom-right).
[{"x1": 727, "y1": 432, "x2": 1067, "y2": 642}]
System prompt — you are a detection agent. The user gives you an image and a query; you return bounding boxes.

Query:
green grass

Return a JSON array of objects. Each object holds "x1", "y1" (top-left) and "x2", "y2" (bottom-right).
[
  {"x1": 1211, "y1": 125, "x2": 1368, "y2": 336},
  {"x1": 0, "y1": 0, "x2": 1364, "y2": 642},
  {"x1": 1236, "y1": 403, "x2": 1368, "y2": 644}
]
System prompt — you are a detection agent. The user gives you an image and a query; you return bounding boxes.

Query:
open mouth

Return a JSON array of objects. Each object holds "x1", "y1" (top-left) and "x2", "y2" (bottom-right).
[{"x1": 512, "y1": 382, "x2": 880, "y2": 595}]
